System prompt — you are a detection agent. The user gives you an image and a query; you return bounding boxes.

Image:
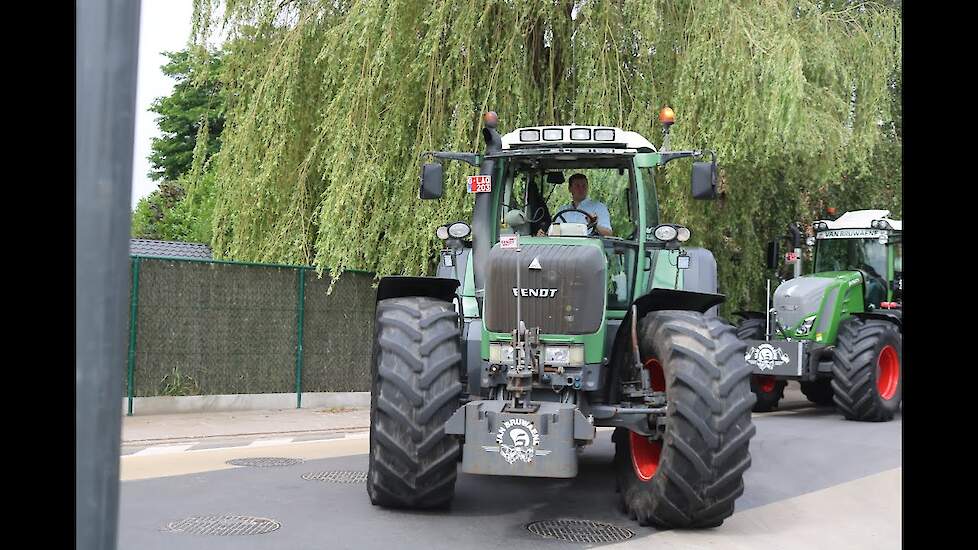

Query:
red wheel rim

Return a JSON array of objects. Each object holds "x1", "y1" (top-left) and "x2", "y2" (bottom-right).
[
  {"x1": 631, "y1": 358, "x2": 665, "y2": 481},
  {"x1": 642, "y1": 358, "x2": 665, "y2": 392},
  {"x1": 876, "y1": 345, "x2": 899, "y2": 400},
  {"x1": 630, "y1": 432, "x2": 662, "y2": 481},
  {"x1": 756, "y1": 375, "x2": 776, "y2": 393}
]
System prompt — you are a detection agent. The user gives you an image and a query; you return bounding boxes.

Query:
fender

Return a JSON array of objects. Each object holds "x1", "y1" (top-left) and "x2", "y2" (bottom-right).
[
  {"x1": 604, "y1": 288, "x2": 726, "y2": 404},
  {"x1": 376, "y1": 275, "x2": 460, "y2": 304},
  {"x1": 851, "y1": 310, "x2": 902, "y2": 332}
]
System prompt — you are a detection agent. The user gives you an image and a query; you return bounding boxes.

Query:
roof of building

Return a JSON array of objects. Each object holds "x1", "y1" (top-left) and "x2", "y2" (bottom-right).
[{"x1": 130, "y1": 239, "x2": 213, "y2": 259}]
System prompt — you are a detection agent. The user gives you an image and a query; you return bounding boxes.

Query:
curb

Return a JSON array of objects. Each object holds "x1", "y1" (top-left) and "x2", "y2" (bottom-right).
[{"x1": 122, "y1": 392, "x2": 370, "y2": 416}]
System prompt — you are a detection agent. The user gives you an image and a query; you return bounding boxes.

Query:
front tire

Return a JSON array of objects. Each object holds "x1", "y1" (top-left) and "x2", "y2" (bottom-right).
[
  {"x1": 750, "y1": 375, "x2": 786, "y2": 412},
  {"x1": 367, "y1": 297, "x2": 463, "y2": 508},
  {"x1": 800, "y1": 378, "x2": 835, "y2": 406},
  {"x1": 614, "y1": 311, "x2": 756, "y2": 528},
  {"x1": 831, "y1": 318, "x2": 902, "y2": 422}
]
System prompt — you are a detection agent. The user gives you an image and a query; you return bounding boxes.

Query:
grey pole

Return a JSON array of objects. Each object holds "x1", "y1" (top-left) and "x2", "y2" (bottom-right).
[{"x1": 76, "y1": 1, "x2": 142, "y2": 549}]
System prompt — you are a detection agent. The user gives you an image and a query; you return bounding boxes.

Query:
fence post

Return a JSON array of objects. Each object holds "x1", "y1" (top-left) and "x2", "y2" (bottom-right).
[
  {"x1": 127, "y1": 256, "x2": 141, "y2": 416},
  {"x1": 295, "y1": 268, "x2": 306, "y2": 408}
]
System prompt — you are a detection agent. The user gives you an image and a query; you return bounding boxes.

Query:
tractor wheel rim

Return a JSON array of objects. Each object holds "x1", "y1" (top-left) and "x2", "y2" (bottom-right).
[
  {"x1": 876, "y1": 345, "x2": 899, "y2": 400},
  {"x1": 642, "y1": 358, "x2": 665, "y2": 392},
  {"x1": 757, "y1": 375, "x2": 776, "y2": 393},
  {"x1": 630, "y1": 432, "x2": 662, "y2": 482}
]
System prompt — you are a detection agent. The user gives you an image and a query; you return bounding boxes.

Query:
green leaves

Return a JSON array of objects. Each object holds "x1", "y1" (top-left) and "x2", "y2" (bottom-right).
[{"x1": 193, "y1": 0, "x2": 901, "y2": 313}]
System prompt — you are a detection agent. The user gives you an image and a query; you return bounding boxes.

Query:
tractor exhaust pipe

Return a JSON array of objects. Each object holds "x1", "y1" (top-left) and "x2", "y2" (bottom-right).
[{"x1": 472, "y1": 116, "x2": 502, "y2": 316}]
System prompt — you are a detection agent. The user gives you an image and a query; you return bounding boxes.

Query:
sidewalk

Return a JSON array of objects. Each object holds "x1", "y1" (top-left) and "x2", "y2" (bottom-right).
[{"x1": 121, "y1": 406, "x2": 370, "y2": 449}]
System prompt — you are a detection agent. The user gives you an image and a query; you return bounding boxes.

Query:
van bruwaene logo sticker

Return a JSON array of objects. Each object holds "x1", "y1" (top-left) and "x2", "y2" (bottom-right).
[
  {"x1": 512, "y1": 288, "x2": 558, "y2": 297},
  {"x1": 482, "y1": 418, "x2": 551, "y2": 464},
  {"x1": 745, "y1": 343, "x2": 791, "y2": 370}
]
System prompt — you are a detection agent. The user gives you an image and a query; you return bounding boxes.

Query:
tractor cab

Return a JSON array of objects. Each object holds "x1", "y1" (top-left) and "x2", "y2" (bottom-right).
[{"x1": 811, "y1": 209, "x2": 903, "y2": 309}]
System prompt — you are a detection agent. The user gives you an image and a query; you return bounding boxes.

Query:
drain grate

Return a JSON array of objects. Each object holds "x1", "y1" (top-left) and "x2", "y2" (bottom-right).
[
  {"x1": 166, "y1": 515, "x2": 280, "y2": 536},
  {"x1": 526, "y1": 519, "x2": 635, "y2": 544},
  {"x1": 226, "y1": 457, "x2": 304, "y2": 467},
  {"x1": 301, "y1": 471, "x2": 368, "y2": 483}
]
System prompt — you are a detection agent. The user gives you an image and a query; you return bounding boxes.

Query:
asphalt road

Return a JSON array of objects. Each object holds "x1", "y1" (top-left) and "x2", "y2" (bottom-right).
[{"x1": 118, "y1": 386, "x2": 902, "y2": 549}]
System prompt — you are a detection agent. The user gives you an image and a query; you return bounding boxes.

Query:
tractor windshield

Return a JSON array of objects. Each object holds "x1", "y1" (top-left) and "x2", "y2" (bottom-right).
[
  {"x1": 814, "y1": 237, "x2": 889, "y2": 306},
  {"x1": 497, "y1": 156, "x2": 640, "y2": 309}
]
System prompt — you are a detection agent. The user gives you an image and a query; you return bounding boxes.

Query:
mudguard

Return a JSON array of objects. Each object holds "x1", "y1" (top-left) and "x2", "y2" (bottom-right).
[
  {"x1": 376, "y1": 275, "x2": 459, "y2": 304},
  {"x1": 851, "y1": 310, "x2": 902, "y2": 332}
]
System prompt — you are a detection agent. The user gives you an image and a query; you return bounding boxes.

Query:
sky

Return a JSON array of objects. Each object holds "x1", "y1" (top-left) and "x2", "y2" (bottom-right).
[{"x1": 130, "y1": 0, "x2": 195, "y2": 210}]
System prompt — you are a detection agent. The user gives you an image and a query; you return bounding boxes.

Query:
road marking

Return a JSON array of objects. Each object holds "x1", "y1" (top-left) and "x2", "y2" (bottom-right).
[
  {"x1": 602, "y1": 467, "x2": 902, "y2": 549},
  {"x1": 246, "y1": 437, "x2": 295, "y2": 447},
  {"x1": 131, "y1": 444, "x2": 195, "y2": 456},
  {"x1": 120, "y1": 437, "x2": 370, "y2": 481}
]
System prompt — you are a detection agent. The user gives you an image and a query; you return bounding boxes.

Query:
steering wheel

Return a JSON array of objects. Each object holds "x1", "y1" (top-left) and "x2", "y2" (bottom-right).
[{"x1": 552, "y1": 208, "x2": 597, "y2": 235}]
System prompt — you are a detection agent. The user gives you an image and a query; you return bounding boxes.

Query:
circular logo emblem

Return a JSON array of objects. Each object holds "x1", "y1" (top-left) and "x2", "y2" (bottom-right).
[
  {"x1": 745, "y1": 343, "x2": 791, "y2": 370},
  {"x1": 495, "y1": 418, "x2": 541, "y2": 464}
]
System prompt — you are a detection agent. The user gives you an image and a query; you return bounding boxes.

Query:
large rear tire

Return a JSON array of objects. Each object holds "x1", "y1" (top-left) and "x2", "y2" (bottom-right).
[
  {"x1": 614, "y1": 311, "x2": 756, "y2": 528},
  {"x1": 367, "y1": 297, "x2": 463, "y2": 508},
  {"x1": 735, "y1": 317, "x2": 766, "y2": 341},
  {"x1": 831, "y1": 318, "x2": 902, "y2": 422}
]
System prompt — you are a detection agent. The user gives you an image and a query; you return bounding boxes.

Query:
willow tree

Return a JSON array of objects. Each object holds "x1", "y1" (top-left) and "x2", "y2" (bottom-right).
[{"x1": 192, "y1": 0, "x2": 901, "y2": 313}]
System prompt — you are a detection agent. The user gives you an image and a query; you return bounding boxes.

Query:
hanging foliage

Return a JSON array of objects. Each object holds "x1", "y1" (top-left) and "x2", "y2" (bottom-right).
[{"x1": 192, "y1": 0, "x2": 901, "y2": 313}]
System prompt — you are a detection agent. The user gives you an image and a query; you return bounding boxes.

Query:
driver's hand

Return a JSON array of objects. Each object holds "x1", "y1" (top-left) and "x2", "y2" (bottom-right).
[
  {"x1": 585, "y1": 212, "x2": 598, "y2": 227},
  {"x1": 536, "y1": 229, "x2": 546, "y2": 237}
]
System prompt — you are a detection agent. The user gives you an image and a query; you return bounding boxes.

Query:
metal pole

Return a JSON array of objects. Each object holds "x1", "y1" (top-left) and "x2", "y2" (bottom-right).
[
  {"x1": 76, "y1": 0, "x2": 142, "y2": 548},
  {"x1": 794, "y1": 247, "x2": 802, "y2": 278},
  {"x1": 765, "y1": 279, "x2": 771, "y2": 341},
  {"x1": 295, "y1": 268, "x2": 306, "y2": 408},
  {"x1": 126, "y1": 257, "x2": 142, "y2": 416}
]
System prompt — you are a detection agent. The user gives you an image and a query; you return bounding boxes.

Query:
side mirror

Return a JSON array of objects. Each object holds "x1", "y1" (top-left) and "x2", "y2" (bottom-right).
[
  {"x1": 765, "y1": 240, "x2": 780, "y2": 270},
  {"x1": 419, "y1": 163, "x2": 444, "y2": 199},
  {"x1": 691, "y1": 158, "x2": 717, "y2": 200}
]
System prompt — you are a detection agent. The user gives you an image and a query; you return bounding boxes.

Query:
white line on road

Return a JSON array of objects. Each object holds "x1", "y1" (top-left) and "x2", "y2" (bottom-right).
[{"x1": 131, "y1": 444, "x2": 195, "y2": 456}]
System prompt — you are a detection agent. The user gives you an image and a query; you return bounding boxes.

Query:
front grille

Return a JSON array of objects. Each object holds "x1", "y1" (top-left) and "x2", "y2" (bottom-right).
[{"x1": 484, "y1": 244, "x2": 605, "y2": 334}]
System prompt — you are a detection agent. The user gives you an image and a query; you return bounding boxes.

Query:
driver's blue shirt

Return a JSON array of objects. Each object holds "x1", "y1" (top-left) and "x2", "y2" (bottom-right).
[{"x1": 557, "y1": 198, "x2": 611, "y2": 232}]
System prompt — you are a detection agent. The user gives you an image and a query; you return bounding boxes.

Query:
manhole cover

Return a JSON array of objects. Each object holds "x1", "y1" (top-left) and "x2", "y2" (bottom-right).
[
  {"x1": 166, "y1": 515, "x2": 280, "y2": 536},
  {"x1": 226, "y1": 457, "x2": 304, "y2": 467},
  {"x1": 301, "y1": 471, "x2": 368, "y2": 483},
  {"x1": 526, "y1": 519, "x2": 635, "y2": 544}
]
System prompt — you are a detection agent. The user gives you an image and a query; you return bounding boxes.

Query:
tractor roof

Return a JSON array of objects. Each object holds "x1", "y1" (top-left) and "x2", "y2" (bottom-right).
[
  {"x1": 816, "y1": 209, "x2": 902, "y2": 231},
  {"x1": 500, "y1": 126, "x2": 657, "y2": 152}
]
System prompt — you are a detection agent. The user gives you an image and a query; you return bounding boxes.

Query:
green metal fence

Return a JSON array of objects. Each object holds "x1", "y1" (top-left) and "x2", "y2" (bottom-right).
[{"x1": 125, "y1": 255, "x2": 377, "y2": 415}]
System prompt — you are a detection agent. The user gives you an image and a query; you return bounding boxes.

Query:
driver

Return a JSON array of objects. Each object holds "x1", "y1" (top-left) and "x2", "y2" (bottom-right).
[{"x1": 554, "y1": 173, "x2": 613, "y2": 236}]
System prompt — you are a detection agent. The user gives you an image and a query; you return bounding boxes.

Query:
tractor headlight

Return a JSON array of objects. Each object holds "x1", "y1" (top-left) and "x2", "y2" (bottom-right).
[
  {"x1": 653, "y1": 225, "x2": 678, "y2": 241},
  {"x1": 676, "y1": 226, "x2": 691, "y2": 242},
  {"x1": 543, "y1": 345, "x2": 584, "y2": 365},
  {"x1": 489, "y1": 344, "x2": 515, "y2": 364},
  {"x1": 795, "y1": 316, "x2": 816, "y2": 336},
  {"x1": 448, "y1": 221, "x2": 471, "y2": 239}
]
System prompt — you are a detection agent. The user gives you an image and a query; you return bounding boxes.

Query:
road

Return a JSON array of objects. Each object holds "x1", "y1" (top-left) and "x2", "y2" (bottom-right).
[{"x1": 118, "y1": 385, "x2": 901, "y2": 549}]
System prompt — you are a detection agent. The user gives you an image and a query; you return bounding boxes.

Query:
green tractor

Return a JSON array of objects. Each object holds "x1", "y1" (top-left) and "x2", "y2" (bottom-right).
[
  {"x1": 367, "y1": 110, "x2": 756, "y2": 528},
  {"x1": 735, "y1": 210, "x2": 903, "y2": 421}
]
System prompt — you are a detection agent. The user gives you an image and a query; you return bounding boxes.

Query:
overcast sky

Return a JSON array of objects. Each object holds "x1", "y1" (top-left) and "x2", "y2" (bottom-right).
[{"x1": 130, "y1": 0, "x2": 195, "y2": 209}]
